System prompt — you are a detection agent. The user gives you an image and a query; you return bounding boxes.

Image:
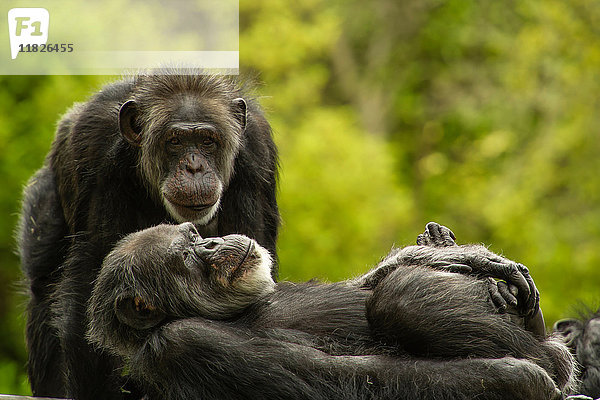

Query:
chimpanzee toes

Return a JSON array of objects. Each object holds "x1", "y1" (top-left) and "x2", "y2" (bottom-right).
[
  {"x1": 417, "y1": 222, "x2": 457, "y2": 247},
  {"x1": 416, "y1": 233, "x2": 430, "y2": 246}
]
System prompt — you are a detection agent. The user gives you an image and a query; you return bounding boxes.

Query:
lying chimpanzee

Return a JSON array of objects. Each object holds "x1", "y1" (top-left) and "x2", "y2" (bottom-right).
[{"x1": 87, "y1": 222, "x2": 576, "y2": 400}]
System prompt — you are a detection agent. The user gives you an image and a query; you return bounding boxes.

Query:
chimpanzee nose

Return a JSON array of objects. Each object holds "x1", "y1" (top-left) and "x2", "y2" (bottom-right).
[
  {"x1": 194, "y1": 237, "x2": 225, "y2": 261},
  {"x1": 185, "y1": 153, "x2": 204, "y2": 175}
]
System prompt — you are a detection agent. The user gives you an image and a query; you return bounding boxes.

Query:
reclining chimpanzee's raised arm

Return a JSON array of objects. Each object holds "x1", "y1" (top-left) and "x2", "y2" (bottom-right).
[{"x1": 355, "y1": 221, "x2": 543, "y2": 335}]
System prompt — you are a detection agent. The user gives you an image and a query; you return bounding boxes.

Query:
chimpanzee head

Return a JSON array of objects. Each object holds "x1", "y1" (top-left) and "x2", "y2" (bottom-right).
[
  {"x1": 554, "y1": 311, "x2": 600, "y2": 397},
  {"x1": 87, "y1": 222, "x2": 274, "y2": 357},
  {"x1": 118, "y1": 73, "x2": 247, "y2": 225}
]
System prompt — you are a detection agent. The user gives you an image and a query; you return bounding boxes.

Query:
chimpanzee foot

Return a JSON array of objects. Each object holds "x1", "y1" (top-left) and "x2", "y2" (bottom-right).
[{"x1": 416, "y1": 222, "x2": 457, "y2": 247}]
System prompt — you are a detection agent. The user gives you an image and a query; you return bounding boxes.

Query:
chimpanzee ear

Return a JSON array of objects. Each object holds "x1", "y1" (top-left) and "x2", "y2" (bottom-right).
[
  {"x1": 119, "y1": 100, "x2": 143, "y2": 147},
  {"x1": 232, "y1": 98, "x2": 247, "y2": 133},
  {"x1": 115, "y1": 296, "x2": 165, "y2": 330},
  {"x1": 553, "y1": 318, "x2": 583, "y2": 344}
]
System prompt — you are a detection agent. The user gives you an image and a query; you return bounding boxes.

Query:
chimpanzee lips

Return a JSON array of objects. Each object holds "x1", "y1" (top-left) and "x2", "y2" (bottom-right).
[
  {"x1": 228, "y1": 240, "x2": 257, "y2": 283},
  {"x1": 164, "y1": 196, "x2": 215, "y2": 213},
  {"x1": 185, "y1": 204, "x2": 212, "y2": 212}
]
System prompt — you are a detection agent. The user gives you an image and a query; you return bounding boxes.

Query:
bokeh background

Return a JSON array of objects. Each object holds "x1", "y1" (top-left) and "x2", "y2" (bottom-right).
[{"x1": 1, "y1": 0, "x2": 600, "y2": 394}]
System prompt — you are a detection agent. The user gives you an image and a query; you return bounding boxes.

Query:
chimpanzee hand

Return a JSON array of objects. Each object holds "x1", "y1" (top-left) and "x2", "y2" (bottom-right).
[
  {"x1": 424, "y1": 246, "x2": 540, "y2": 319},
  {"x1": 357, "y1": 222, "x2": 541, "y2": 319},
  {"x1": 413, "y1": 222, "x2": 539, "y2": 318}
]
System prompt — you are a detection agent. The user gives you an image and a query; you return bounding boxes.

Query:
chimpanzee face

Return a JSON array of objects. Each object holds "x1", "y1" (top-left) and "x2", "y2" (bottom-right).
[
  {"x1": 118, "y1": 77, "x2": 247, "y2": 225},
  {"x1": 555, "y1": 315, "x2": 600, "y2": 368},
  {"x1": 91, "y1": 223, "x2": 274, "y2": 338},
  {"x1": 166, "y1": 222, "x2": 274, "y2": 294}
]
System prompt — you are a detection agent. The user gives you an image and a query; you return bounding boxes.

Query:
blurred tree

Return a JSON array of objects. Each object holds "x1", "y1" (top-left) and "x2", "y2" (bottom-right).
[
  {"x1": 328, "y1": 0, "x2": 600, "y2": 322},
  {"x1": 240, "y1": 0, "x2": 410, "y2": 281}
]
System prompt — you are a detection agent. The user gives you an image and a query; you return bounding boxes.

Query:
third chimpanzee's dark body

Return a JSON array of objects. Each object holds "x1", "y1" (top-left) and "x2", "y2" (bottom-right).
[
  {"x1": 555, "y1": 309, "x2": 600, "y2": 398},
  {"x1": 18, "y1": 72, "x2": 279, "y2": 399},
  {"x1": 87, "y1": 222, "x2": 576, "y2": 400}
]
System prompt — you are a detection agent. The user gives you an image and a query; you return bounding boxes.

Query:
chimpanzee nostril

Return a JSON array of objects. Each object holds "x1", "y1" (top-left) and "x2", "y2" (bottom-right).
[
  {"x1": 186, "y1": 163, "x2": 199, "y2": 174},
  {"x1": 194, "y1": 237, "x2": 225, "y2": 260}
]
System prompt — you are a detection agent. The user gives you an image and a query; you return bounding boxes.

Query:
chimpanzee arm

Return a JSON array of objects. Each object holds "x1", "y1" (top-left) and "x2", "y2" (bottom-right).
[
  {"x1": 18, "y1": 166, "x2": 69, "y2": 397},
  {"x1": 53, "y1": 240, "x2": 126, "y2": 400},
  {"x1": 366, "y1": 265, "x2": 576, "y2": 392},
  {"x1": 355, "y1": 221, "x2": 540, "y2": 319},
  {"x1": 354, "y1": 242, "x2": 539, "y2": 318},
  {"x1": 128, "y1": 319, "x2": 334, "y2": 400},
  {"x1": 415, "y1": 221, "x2": 539, "y2": 319},
  {"x1": 126, "y1": 318, "x2": 561, "y2": 400}
]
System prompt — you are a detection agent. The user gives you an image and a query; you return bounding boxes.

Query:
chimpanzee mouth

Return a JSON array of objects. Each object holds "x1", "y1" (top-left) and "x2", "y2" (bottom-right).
[
  {"x1": 185, "y1": 204, "x2": 213, "y2": 212},
  {"x1": 166, "y1": 198, "x2": 215, "y2": 213},
  {"x1": 229, "y1": 240, "x2": 258, "y2": 283}
]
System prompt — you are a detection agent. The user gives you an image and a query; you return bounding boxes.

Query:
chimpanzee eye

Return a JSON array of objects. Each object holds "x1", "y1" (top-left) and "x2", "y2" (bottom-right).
[
  {"x1": 202, "y1": 137, "x2": 215, "y2": 147},
  {"x1": 167, "y1": 137, "x2": 182, "y2": 146},
  {"x1": 182, "y1": 250, "x2": 190, "y2": 261}
]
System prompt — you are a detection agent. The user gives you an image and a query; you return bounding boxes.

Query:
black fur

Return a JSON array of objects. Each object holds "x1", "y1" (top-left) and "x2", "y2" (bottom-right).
[
  {"x1": 555, "y1": 309, "x2": 600, "y2": 398},
  {"x1": 125, "y1": 319, "x2": 563, "y2": 400},
  {"x1": 18, "y1": 72, "x2": 279, "y2": 399},
  {"x1": 87, "y1": 223, "x2": 575, "y2": 400}
]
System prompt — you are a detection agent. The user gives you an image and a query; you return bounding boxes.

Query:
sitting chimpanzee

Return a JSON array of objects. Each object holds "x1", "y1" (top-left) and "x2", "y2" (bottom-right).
[
  {"x1": 19, "y1": 71, "x2": 279, "y2": 400},
  {"x1": 555, "y1": 309, "x2": 600, "y2": 399},
  {"x1": 87, "y1": 222, "x2": 576, "y2": 400}
]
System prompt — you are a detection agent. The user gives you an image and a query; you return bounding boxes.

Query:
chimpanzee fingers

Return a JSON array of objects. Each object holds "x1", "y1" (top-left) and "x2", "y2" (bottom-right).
[
  {"x1": 480, "y1": 262, "x2": 539, "y2": 317},
  {"x1": 416, "y1": 226, "x2": 436, "y2": 246},
  {"x1": 482, "y1": 260, "x2": 531, "y2": 303},
  {"x1": 446, "y1": 263, "x2": 472, "y2": 273},
  {"x1": 497, "y1": 281, "x2": 518, "y2": 308},
  {"x1": 437, "y1": 224, "x2": 457, "y2": 246},
  {"x1": 533, "y1": 290, "x2": 540, "y2": 317},
  {"x1": 425, "y1": 222, "x2": 445, "y2": 244},
  {"x1": 486, "y1": 278, "x2": 507, "y2": 312},
  {"x1": 508, "y1": 283, "x2": 519, "y2": 297},
  {"x1": 416, "y1": 233, "x2": 429, "y2": 246},
  {"x1": 517, "y1": 263, "x2": 540, "y2": 317},
  {"x1": 429, "y1": 261, "x2": 472, "y2": 274}
]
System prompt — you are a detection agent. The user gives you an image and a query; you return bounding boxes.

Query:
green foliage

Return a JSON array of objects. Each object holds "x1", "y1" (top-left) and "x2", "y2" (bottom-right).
[
  {"x1": 0, "y1": 361, "x2": 30, "y2": 395},
  {"x1": 313, "y1": 0, "x2": 600, "y2": 325},
  {"x1": 2, "y1": 0, "x2": 600, "y2": 394},
  {"x1": 275, "y1": 107, "x2": 410, "y2": 281},
  {"x1": 0, "y1": 75, "x2": 106, "y2": 394}
]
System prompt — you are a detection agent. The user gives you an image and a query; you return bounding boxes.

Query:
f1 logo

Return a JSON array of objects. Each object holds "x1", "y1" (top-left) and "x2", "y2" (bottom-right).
[{"x1": 8, "y1": 8, "x2": 49, "y2": 59}]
